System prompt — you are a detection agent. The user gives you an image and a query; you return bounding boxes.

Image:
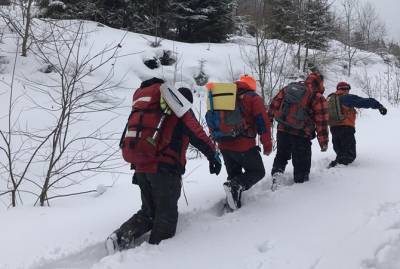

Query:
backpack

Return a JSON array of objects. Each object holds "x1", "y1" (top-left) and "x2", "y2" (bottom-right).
[
  {"x1": 120, "y1": 82, "x2": 163, "y2": 165},
  {"x1": 275, "y1": 82, "x2": 313, "y2": 129},
  {"x1": 205, "y1": 83, "x2": 255, "y2": 142},
  {"x1": 327, "y1": 93, "x2": 345, "y2": 123}
]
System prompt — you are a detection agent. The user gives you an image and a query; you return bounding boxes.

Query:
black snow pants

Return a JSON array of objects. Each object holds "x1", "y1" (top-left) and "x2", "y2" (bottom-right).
[
  {"x1": 271, "y1": 131, "x2": 312, "y2": 183},
  {"x1": 221, "y1": 146, "x2": 266, "y2": 190},
  {"x1": 121, "y1": 172, "x2": 182, "y2": 245},
  {"x1": 330, "y1": 126, "x2": 356, "y2": 165}
]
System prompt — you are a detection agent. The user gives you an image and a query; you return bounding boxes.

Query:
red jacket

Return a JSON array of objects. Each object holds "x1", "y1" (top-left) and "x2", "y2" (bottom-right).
[
  {"x1": 218, "y1": 83, "x2": 272, "y2": 152},
  {"x1": 268, "y1": 73, "x2": 329, "y2": 149},
  {"x1": 135, "y1": 110, "x2": 216, "y2": 175},
  {"x1": 129, "y1": 79, "x2": 216, "y2": 175}
]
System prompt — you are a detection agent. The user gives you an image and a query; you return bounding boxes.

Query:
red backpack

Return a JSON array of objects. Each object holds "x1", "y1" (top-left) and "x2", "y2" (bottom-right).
[{"x1": 120, "y1": 82, "x2": 163, "y2": 165}]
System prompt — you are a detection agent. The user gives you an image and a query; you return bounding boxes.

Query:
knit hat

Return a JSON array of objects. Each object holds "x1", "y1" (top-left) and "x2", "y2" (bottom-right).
[
  {"x1": 237, "y1": 75, "x2": 257, "y2": 91},
  {"x1": 336, "y1": 82, "x2": 351, "y2": 91}
]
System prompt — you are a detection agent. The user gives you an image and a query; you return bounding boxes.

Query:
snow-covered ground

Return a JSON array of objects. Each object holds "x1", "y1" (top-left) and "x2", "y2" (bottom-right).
[{"x1": 1, "y1": 20, "x2": 400, "y2": 269}]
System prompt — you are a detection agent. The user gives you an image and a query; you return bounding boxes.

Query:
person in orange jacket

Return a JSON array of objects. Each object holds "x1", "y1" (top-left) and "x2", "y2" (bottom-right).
[
  {"x1": 328, "y1": 82, "x2": 387, "y2": 168},
  {"x1": 215, "y1": 75, "x2": 273, "y2": 210}
]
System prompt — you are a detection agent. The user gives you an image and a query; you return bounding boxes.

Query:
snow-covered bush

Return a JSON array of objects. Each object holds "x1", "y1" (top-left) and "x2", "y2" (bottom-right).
[
  {"x1": 157, "y1": 50, "x2": 176, "y2": 66},
  {"x1": 38, "y1": 63, "x2": 55, "y2": 74},
  {"x1": 47, "y1": 0, "x2": 66, "y2": 13},
  {"x1": 194, "y1": 59, "x2": 209, "y2": 86},
  {"x1": 143, "y1": 57, "x2": 160, "y2": 70}
]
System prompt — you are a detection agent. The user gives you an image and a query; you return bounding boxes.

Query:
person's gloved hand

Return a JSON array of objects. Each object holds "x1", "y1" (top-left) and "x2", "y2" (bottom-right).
[
  {"x1": 379, "y1": 106, "x2": 387, "y2": 115},
  {"x1": 263, "y1": 140, "x2": 273, "y2": 156},
  {"x1": 209, "y1": 152, "x2": 222, "y2": 175},
  {"x1": 321, "y1": 144, "x2": 328, "y2": 152}
]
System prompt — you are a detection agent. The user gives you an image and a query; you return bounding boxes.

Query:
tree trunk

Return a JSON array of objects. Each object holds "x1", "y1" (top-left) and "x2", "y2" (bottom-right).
[
  {"x1": 303, "y1": 46, "x2": 309, "y2": 72},
  {"x1": 21, "y1": 0, "x2": 33, "y2": 57},
  {"x1": 297, "y1": 43, "x2": 301, "y2": 70},
  {"x1": 348, "y1": 56, "x2": 351, "y2": 76},
  {"x1": 11, "y1": 189, "x2": 16, "y2": 207}
]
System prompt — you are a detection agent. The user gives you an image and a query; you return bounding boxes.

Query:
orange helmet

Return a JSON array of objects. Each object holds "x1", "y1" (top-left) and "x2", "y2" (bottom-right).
[{"x1": 237, "y1": 75, "x2": 257, "y2": 91}]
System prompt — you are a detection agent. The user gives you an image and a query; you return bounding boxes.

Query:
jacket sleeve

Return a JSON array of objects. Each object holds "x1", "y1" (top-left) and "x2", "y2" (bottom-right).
[
  {"x1": 252, "y1": 95, "x2": 272, "y2": 146},
  {"x1": 311, "y1": 94, "x2": 329, "y2": 148},
  {"x1": 268, "y1": 88, "x2": 285, "y2": 121},
  {"x1": 340, "y1": 94, "x2": 382, "y2": 109},
  {"x1": 181, "y1": 110, "x2": 216, "y2": 160}
]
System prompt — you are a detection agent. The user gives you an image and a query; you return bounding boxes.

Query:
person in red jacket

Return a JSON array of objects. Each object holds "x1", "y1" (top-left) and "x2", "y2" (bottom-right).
[
  {"x1": 268, "y1": 72, "x2": 329, "y2": 185},
  {"x1": 218, "y1": 75, "x2": 273, "y2": 211},
  {"x1": 108, "y1": 78, "x2": 221, "y2": 252}
]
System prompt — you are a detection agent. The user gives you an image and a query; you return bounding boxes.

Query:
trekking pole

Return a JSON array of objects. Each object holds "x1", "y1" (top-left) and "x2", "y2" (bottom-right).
[
  {"x1": 181, "y1": 180, "x2": 189, "y2": 206},
  {"x1": 181, "y1": 163, "x2": 203, "y2": 207},
  {"x1": 147, "y1": 113, "x2": 167, "y2": 146}
]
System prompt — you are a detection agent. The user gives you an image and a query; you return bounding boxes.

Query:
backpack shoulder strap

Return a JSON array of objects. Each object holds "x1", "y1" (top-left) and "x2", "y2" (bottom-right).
[
  {"x1": 328, "y1": 92, "x2": 336, "y2": 98},
  {"x1": 236, "y1": 89, "x2": 253, "y2": 112},
  {"x1": 119, "y1": 111, "x2": 134, "y2": 149}
]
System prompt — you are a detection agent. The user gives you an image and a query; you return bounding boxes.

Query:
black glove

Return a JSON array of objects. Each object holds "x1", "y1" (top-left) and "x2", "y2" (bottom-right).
[
  {"x1": 378, "y1": 106, "x2": 387, "y2": 115},
  {"x1": 209, "y1": 153, "x2": 222, "y2": 175}
]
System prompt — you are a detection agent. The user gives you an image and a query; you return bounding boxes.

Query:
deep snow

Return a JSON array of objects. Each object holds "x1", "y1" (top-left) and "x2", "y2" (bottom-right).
[{"x1": 1, "y1": 20, "x2": 400, "y2": 269}]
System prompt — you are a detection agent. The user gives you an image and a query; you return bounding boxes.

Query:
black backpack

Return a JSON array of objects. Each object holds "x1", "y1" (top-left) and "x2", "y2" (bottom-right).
[{"x1": 275, "y1": 82, "x2": 313, "y2": 129}]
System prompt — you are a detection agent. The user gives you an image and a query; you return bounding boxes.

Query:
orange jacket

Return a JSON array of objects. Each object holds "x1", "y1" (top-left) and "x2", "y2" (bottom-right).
[{"x1": 330, "y1": 90, "x2": 356, "y2": 128}]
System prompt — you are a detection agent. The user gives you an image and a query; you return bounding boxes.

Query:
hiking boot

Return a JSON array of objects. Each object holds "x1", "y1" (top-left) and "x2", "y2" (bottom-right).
[
  {"x1": 294, "y1": 174, "x2": 309, "y2": 183},
  {"x1": 328, "y1": 160, "x2": 338, "y2": 168},
  {"x1": 223, "y1": 181, "x2": 244, "y2": 210}
]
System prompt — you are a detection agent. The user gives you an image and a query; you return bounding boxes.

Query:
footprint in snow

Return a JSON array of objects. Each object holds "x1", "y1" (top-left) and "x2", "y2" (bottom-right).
[{"x1": 257, "y1": 240, "x2": 273, "y2": 253}]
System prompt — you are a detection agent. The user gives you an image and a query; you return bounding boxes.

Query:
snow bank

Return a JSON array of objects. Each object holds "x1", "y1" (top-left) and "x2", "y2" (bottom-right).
[{"x1": 0, "y1": 20, "x2": 399, "y2": 269}]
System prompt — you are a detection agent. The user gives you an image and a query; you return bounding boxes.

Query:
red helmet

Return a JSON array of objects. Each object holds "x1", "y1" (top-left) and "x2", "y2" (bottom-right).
[{"x1": 336, "y1": 82, "x2": 351, "y2": 91}]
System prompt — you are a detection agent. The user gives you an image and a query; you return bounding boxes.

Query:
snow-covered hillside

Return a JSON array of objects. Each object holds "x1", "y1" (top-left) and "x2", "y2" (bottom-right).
[{"x1": 1, "y1": 21, "x2": 400, "y2": 269}]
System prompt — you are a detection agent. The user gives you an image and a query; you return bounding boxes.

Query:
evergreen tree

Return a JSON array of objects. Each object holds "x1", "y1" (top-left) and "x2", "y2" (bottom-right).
[
  {"x1": 302, "y1": 0, "x2": 332, "y2": 50},
  {"x1": 40, "y1": 0, "x2": 236, "y2": 43},
  {"x1": 126, "y1": 0, "x2": 172, "y2": 38},
  {"x1": 267, "y1": 0, "x2": 298, "y2": 43},
  {"x1": 389, "y1": 42, "x2": 400, "y2": 63},
  {"x1": 264, "y1": 0, "x2": 332, "y2": 49},
  {"x1": 172, "y1": 0, "x2": 235, "y2": 43},
  {"x1": 41, "y1": 0, "x2": 172, "y2": 39}
]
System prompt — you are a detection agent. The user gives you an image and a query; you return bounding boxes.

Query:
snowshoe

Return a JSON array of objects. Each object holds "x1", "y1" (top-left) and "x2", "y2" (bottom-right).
[
  {"x1": 105, "y1": 230, "x2": 150, "y2": 255},
  {"x1": 271, "y1": 172, "x2": 286, "y2": 191},
  {"x1": 271, "y1": 173, "x2": 283, "y2": 191},
  {"x1": 221, "y1": 200, "x2": 234, "y2": 215},
  {"x1": 105, "y1": 229, "x2": 134, "y2": 255},
  {"x1": 223, "y1": 181, "x2": 243, "y2": 211},
  {"x1": 105, "y1": 232, "x2": 119, "y2": 255}
]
